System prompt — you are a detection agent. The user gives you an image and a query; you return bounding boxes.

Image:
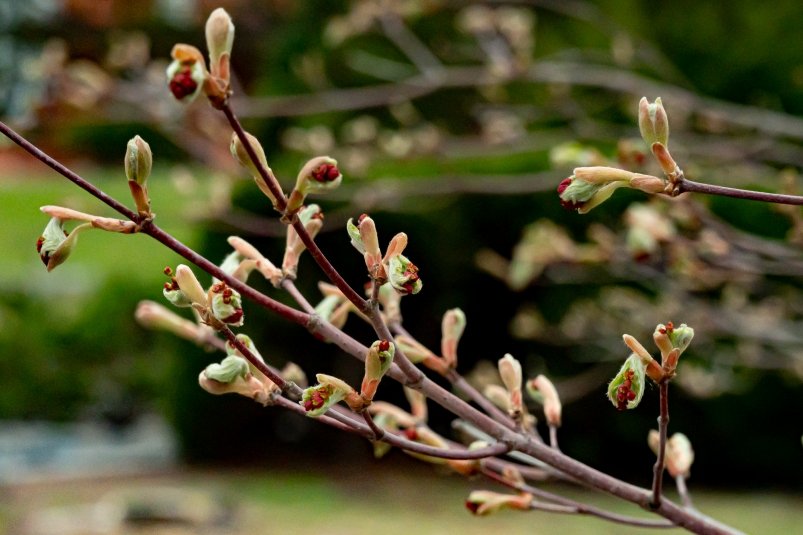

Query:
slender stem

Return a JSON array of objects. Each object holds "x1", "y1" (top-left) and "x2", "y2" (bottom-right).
[
  {"x1": 652, "y1": 381, "x2": 670, "y2": 507},
  {"x1": 679, "y1": 178, "x2": 803, "y2": 206},
  {"x1": 290, "y1": 216, "x2": 369, "y2": 312},
  {"x1": 219, "y1": 326, "x2": 292, "y2": 394},
  {"x1": 549, "y1": 425, "x2": 560, "y2": 450},
  {"x1": 676, "y1": 475, "x2": 695, "y2": 510},
  {"x1": 281, "y1": 279, "x2": 317, "y2": 315},
  {"x1": 446, "y1": 369, "x2": 517, "y2": 430}
]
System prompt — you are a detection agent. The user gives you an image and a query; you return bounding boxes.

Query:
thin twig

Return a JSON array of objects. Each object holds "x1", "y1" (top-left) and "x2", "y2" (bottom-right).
[
  {"x1": 678, "y1": 178, "x2": 803, "y2": 206},
  {"x1": 651, "y1": 381, "x2": 670, "y2": 508},
  {"x1": 549, "y1": 425, "x2": 560, "y2": 450},
  {"x1": 676, "y1": 475, "x2": 695, "y2": 510}
]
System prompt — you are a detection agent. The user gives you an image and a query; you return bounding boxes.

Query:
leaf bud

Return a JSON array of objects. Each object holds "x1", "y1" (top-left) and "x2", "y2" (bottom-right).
[
  {"x1": 465, "y1": 490, "x2": 533, "y2": 516},
  {"x1": 441, "y1": 308, "x2": 466, "y2": 368},
  {"x1": 638, "y1": 97, "x2": 669, "y2": 148},
  {"x1": 361, "y1": 340, "x2": 396, "y2": 402},
  {"x1": 173, "y1": 264, "x2": 208, "y2": 307},
  {"x1": 527, "y1": 375, "x2": 562, "y2": 427},
  {"x1": 205, "y1": 8, "x2": 234, "y2": 80},
  {"x1": 124, "y1": 135, "x2": 152, "y2": 186},
  {"x1": 230, "y1": 132, "x2": 279, "y2": 208}
]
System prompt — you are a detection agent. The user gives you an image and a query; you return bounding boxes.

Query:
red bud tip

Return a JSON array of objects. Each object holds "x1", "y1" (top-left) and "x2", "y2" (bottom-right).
[
  {"x1": 615, "y1": 369, "x2": 636, "y2": 411},
  {"x1": 404, "y1": 427, "x2": 418, "y2": 440},
  {"x1": 169, "y1": 68, "x2": 198, "y2": 100},
  {"x1": 221, "y1": 308, "x2": 244, "y2": 324},
  {"x1": 311, "y1": 163, "x2": 340, "y2": 183},
  {"x1": 465, "y1": 501, "x2": 481, "y2": 515},
  {"x1": 557, "y1": 177, "x2": 583, "y2": 211},
  {"x1": 36, "y1": 236, "x2": 44, "y2": 253},
  {"x1": 303, "y1": 385, "x2": 331, "y2": 412},
  {"x1": 378, "y1": 340, "x2": 390, "y2": 352},
  {"x1": 358, "y1": 213, "x2": 369, "y2": 224},
  {"x1": 163, "y1": 266, "x2": 173, "y2": 276}
]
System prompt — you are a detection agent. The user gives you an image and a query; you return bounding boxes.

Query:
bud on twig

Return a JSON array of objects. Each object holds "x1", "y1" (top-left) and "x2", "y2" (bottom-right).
[
  {"x1": 125, "y1": 135, "x2": 153, "y2": 216},
  {"x1": 209, "y1": 281, "x2": 244, "y2": 326},
  {"x1": 36, "y1": 217, "x2": 92, "y2": 272},
  {"x1": 283, "y1": 204, "x2": 324, "y2": 279},
  {"x1": 173, "y1": 264, "x2": 208, "y2": 307},
  {"x1": 498, "y1": 354, "x2": 523, "y2": 418},
  {"x1": 285, "y1": 156, "x2": 342, "y2": 217},
  {"x1": 623, "y1": 333, "x2": 665, "y2": 382},
  {"x1": 135, "y1": 300, "x2": 211, "y2": 344},
  {"x1": 465, "y1": 490, "x2": 533, "y2": 516},
  {"x1": 230, "y1": 132, "x2": 279, "y2": 208},
  {"x1": 166, "y1": 44, "x2": 208, "y2": 103},
  {"x1": 666, "y1": 433, "x2": 695, "y2": 477},
  {"x1": 607, "y1": 353, "x2": 647, "y2": 410},
  {"x1": 527, "y1": 375, "x2": 562, "y2": 427},
  {"x1": 300, "y1": 373, "x2": 358, "y2": 417},
  {"x1": 205, "y1": 8, "x2": 234, "y2": 82},
  {"x1": 441, "y1": 308, "x2": 466, "y2": 369},
  {"x1": 638, "y1": 97, "x2": 669, "y2": 148},
  {"x1": 198, "y1": 355, "x2": 273, "y2": 406},
  {"x1": 361, "y1": 340, "x2": 395, "y2": 403}
]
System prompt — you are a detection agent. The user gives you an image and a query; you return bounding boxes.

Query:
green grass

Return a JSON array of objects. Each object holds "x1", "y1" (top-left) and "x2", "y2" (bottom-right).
[{"x1": 4, "y1": 466, "x2": 799, "y2": 535}]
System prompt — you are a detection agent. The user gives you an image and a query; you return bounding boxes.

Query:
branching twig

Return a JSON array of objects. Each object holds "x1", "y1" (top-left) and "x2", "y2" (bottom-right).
[{"x1": 651, "y1": 381, "x2": 670, "y2": 507}]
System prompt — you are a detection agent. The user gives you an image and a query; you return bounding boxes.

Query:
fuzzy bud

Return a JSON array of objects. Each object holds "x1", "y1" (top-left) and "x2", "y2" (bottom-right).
[
  {"x1": 666, "y1": 433, "x2": 695, "y2": 477},
  {"x1": 124, "y1": 135, "x2": 152, "y2": 186},
  {"x1": 135, "y1": 300, "x2": 209, "y2": 343},
  {"x1": 230, "y1": 132, "x2": 279, "y2": 208},
  {"x1": 173, "y1": 264, "x2": 208, "y2": 307},
  {"x1": 465, "y1": 490, "x2": 533, "y2": 516},
  {"x1": 361, "y1": 340, "x2": 395, "y2": 402},
  {"x1": 205, "y1": 8, "x2": 234, "y2": 80},
  {"x1": 441, "y1": 308, "x2": 466, "y2": 368},
  {"x1": 638, "y1": 97, "x2": 669, "y2": 148},
  {"x1": 498, "y1": 354, "x2": 523, "y2": 417},
  {"x1": 527, "y1": 375, "x2": 562, "y2": 427}
]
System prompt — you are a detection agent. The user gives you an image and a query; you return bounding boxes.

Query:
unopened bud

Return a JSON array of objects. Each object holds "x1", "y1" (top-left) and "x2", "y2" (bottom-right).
[
  {"x1": 629, "y1": 174, "x2": 666, "y2": 194},
  {"x1": 666, "y1": 433, "x2": 694, "y2": 477},
  {"x1": 623, "y1": 333, "x2": 664, "y2": 382},
  {"x1": 498, "y1": 354, "x2": 523, "y2": 417},
  {"x1": 135, "y1": 300, "x2": 207, "y2": 342},
  {"x1": 441, "y1": 308, "x2": 466, "y2": 367},
  {"x1": 174, "y1": 264, "x2": 208, "y2": 307},
  {"x1": 394, "y1": 335, "x2": 436, "y2": 364},
  {"x1": 638, "y1": 97, "x2": 669, "y2": 148},
  {"x1": 361, "y1": 340, "x2": 395, "y2": 402},
  {"x1": 230, "y1": 132, "x2": 279, "y2": 208},
  {"x1": 205, "y1": 8, "x2": 234, "y2": 79},
  {"x1": 465, "y1": 490, "x2": 533, "y2": 516},
  {"x1": 527, "y1": 375, "x2": 562, "y2": 427},
  {"x1": 125, "y1": 135, "x2": 152, "y2": 186}
]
